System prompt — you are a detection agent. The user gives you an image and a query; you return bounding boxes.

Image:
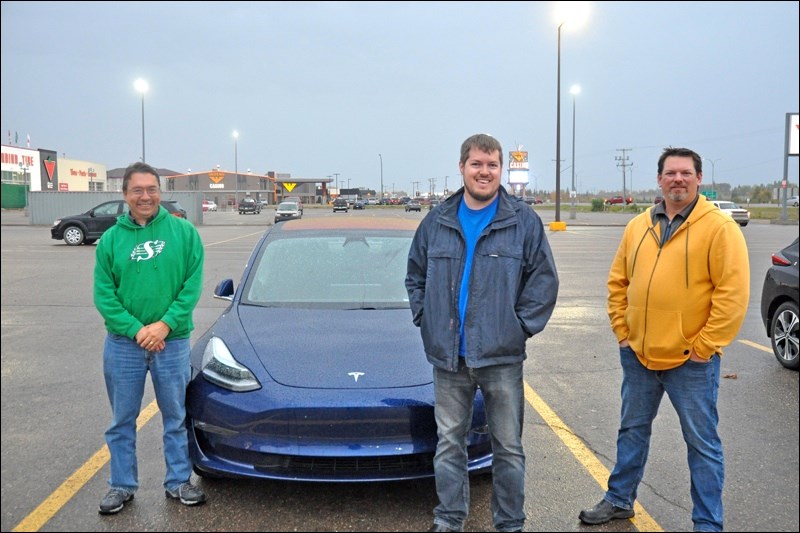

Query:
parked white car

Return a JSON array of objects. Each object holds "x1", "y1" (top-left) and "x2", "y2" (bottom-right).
[
  {"x1": 711, "y1": 200, "x2": 749, "y2": 227},
  {"x1": 789, "y1": 195, "x2": 799, "y2": 207},
  {"x1": 202, "y1": 199, "x2": 218, "y2": 212}
]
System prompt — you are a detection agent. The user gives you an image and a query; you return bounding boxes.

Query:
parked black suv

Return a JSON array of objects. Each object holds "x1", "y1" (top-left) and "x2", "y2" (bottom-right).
[
  {"x1": 238, "y1": 197, "x2": 261, "y2": 215},
  {"x1": 333, "y1": 198, "x2": 349, "y2": 212},
  {"x1": 51, "y1": 199, "x2": 186, "y2": 246}
]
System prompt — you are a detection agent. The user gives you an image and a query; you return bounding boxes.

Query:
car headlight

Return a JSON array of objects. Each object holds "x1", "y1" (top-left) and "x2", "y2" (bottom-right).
[{"x1": 201, "y1": 337, "x2": 261, "y2": 392}]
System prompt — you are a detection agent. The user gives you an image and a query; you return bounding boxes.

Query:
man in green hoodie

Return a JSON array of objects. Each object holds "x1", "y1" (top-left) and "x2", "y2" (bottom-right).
[{"x1": 94, "y1": 162, "x2": 206, "y2": 515}]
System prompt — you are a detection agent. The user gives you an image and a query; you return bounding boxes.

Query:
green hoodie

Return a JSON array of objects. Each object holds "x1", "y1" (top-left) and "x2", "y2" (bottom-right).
[{"x1": 94, "y1": 205, "x2": 204, "y2": 340}]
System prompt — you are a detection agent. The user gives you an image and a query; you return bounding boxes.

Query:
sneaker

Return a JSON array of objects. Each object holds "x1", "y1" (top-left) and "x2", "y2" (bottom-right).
[
  {"x1": 165, "y1": 482, "x2": 207, "y2": 506},
  {"x1": 98, "y1": 487, "x2": 134, "y2": 515},
  {"x1": 578, "y1": 499, "x2": 634, "y2": 525}
]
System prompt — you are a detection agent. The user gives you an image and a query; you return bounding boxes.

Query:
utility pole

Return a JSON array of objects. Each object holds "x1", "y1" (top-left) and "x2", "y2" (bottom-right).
[
  {"x1": 552, "y1": 158, "x2": 565, "y2": 204},
  {"x1": 444, "y1": 175, "x2": 449, "y2": 195},
  {"x1": 429, "y1": 177, "x2": 437, "y2": 197},
  {"x1": 378, "y1": 153, "x2": 384, "y2": 202},
  {"x1": 333, "y1": 173, "x2": 340, "y2": 196},
  {"x1": 412, "y1": 181, "x2": 420, "y2": 198},
  {"x1": 615, "y1": 149, "x2": 633, "y2": 204}
]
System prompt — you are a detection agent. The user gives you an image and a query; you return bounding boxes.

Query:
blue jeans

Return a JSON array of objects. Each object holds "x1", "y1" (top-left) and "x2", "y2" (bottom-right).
[
  {"x1": 103, "y1": 333, "x2": 192, "y2": 492},
  {"x1": 432, "y1": 360, "x2": 525, "y2": 532},
  {"x1": 605, "y1": 346, "x2": 724, "y2": 532}
]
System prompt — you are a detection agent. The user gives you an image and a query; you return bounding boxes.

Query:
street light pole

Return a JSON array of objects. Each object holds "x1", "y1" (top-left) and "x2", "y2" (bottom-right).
[
  {"x1": 703, "y1": 158, "x2": 720, "y2": 194},
  {"x1": 233, "y1": 130, "x2": 239, "y2": 207},
  {"x1": 379, "y1": 153, "x2": 384, "y2": 202},
  {"x1": 569, "y1": 84, "x2": 580, "y2": 220},
  {"x1": 134, "y1": 79, "x2": 148, "y2": 163},
  {"x1": 552, "y1": 1, "x2": 589, "y2": 227},
  {"x1": 555, "y1": 22, "x2": 563, "y2": 223}
]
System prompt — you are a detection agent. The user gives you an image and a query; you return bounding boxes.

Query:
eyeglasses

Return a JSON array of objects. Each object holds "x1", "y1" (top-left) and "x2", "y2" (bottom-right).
[{"x1": 128, "y1": 187, "x2": 160, "y2": 197}]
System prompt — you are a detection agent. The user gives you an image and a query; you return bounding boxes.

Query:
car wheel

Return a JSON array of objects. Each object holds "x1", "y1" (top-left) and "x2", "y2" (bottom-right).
[
  {"x1": 771, "y1": 301, "x2": 800, "y2": 370},
  {"x1": 63, "y1": 226, "x2": 85, "y2": 246},
  {"x1": 740, "y1": 222, "x2": 749, "y2": 227}
]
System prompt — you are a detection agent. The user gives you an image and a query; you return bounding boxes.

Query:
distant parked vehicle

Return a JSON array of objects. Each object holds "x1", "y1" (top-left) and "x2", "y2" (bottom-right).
[
  {"x1": 605, "y1": 196, "x2": 633, "y2": 205},
  {"x1": 789, "y1": 195, "x2": 799, "y2": 207},
  {"x1": 51, "y1": 199, "x2": 185, "y2": 246},
  {"x1": 274, "y1": 201, "x2": 302, "y2": 224},
  {"x1": 202, "y1": 199, "x2": 217, "y2": 212},
  {"x1": 239, "y1": 197, "x2": 261, "y2": 215},
  {"x1": 333, "y1": 198, "x2": 349, "y2": 212},
  {"x1": 711, "y1": 200, "x2": 749, "y2": 227},
  {"x1": 405, "y1": 201, "x2": 421, "y2": 212},
  {"x1": 283, "y1": 196, "x2": 303, "y2": 214}
]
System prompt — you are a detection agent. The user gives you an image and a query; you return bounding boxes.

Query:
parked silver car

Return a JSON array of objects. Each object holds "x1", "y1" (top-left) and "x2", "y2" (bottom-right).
[{"x1": 274, "y1": 201, "x2": 302, "y2": 224}]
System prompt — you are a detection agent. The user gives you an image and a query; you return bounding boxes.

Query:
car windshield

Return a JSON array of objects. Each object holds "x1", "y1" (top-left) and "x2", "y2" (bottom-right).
[
  {"x1": 277, "y1": 202, "x2": 298, "y2": 211},
  {"x1": 242, "y1": 232, "x2": 412, "y2": 309},
  {"x1": 716, "y1": 202, "x2": 737, "y2": 209}
]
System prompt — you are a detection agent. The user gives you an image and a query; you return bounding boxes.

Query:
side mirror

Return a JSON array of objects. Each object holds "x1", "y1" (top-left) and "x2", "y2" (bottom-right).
[{"x1": 213, "y1": 279, "x2": 234, "y2": 301}]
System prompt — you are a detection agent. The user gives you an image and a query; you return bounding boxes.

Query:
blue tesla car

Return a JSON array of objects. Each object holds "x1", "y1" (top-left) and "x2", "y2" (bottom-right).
[{"x1": 187, "y1": 217, "x2": 492, "y2": 482}]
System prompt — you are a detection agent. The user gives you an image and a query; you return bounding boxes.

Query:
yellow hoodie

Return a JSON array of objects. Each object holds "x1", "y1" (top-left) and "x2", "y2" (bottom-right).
[{"x1": 607, "y1": 195, "x2": 750, "y2": 370}]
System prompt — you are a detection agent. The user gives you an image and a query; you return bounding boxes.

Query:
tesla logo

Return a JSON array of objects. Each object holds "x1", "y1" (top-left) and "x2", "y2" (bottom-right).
[{"x1": 348, "y1": 372, "x2": 365, "y2": 382}]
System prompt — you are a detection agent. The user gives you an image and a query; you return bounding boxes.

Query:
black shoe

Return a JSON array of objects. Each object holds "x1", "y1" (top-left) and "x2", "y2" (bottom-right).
[
  {"x1": 578, "y1": 499, "x2": 634, "y2": 525},
  {"x1": 429, "y1": 524, "x2": 459, "y2": 532},
  {"x1": 98, "y1": 488, "x2": 134, "y2": 515}
]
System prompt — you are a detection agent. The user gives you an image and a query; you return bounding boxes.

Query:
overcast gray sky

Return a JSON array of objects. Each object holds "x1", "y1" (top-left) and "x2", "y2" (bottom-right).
[{"x1": 2, "y1": 1, "x2": 798, "y2": 196}]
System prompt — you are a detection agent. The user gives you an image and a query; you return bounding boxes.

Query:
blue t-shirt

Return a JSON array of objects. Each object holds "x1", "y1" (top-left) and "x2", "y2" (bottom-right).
[{"x1": 457, "y1": 196, "x2": 499, "y2": 356}]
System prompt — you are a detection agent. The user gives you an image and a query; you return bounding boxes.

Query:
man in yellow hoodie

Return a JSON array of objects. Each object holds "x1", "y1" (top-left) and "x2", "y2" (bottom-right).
[{"x1": 579, "y1": 147, "x2": 749, "y2": 532}]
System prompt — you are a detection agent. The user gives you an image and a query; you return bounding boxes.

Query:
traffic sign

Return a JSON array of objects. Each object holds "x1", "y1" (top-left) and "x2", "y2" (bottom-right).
[{"x1": 704, "y1": 190, "x2": 717, "y2": 200}]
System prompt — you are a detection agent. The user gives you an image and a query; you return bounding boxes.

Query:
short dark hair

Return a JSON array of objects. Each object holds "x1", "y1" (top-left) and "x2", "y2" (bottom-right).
[
  {"x1": 657, "y1": 147, "x2": 702, "y2": 175},
  {"x1": 122, "y1": 162, "x2": 160, "y2": 192},
  {"x1": 460, "y1": 133, "x2": 503, "y2": 167}
]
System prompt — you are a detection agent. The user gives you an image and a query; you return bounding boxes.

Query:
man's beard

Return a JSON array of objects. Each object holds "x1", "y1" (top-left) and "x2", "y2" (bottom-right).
[
  {"x1": 668, "y1": 189, "x2": 689, "y2": 203},
  {"x1": 464, "y1": 180, "x2": 498, "y2": 203}
]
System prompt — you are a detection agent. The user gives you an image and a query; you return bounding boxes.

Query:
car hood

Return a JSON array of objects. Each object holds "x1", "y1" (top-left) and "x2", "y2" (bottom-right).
[{"x1": 237, "y1": 306, "x2": 430, "y2": 389}]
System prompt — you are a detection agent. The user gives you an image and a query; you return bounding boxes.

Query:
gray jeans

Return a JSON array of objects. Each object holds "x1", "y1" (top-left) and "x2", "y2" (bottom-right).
[{"x1": 432, "y1": 360, "x2": 525, "y2": 532}]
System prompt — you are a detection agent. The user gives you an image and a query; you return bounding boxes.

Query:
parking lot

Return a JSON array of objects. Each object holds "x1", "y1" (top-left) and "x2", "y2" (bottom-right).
[{"x1": 1, "y1": 206, "x2": 798, "y2": 532}]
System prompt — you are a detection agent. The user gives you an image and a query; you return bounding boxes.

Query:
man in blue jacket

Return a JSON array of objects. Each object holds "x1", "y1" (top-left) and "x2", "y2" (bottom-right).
[{"x1": 406, "y1": 133, "x2": 559, "y2": 532}]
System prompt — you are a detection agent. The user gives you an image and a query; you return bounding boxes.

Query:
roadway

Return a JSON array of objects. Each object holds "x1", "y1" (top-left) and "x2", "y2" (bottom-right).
[{"x1": 1, "y1": 206, "x2": 797, "y2": 532}]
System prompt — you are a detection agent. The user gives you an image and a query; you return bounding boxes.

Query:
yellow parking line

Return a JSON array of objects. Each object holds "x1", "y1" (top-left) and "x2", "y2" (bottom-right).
[
  {"x1": 12, "y1": 400, "x2": 160, "y2": 532},
  {"x1": 523, "y1": 380, "x2": 663, "y2": 532},
  {"x1": 738, "y1": 338, "x2": 773, "y2": 353}
]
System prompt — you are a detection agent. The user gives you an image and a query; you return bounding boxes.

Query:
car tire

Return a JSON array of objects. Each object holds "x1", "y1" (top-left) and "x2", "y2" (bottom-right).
[
  {"x1": 83, "y1": 239, "x2": 97, "y2": 245},
  {"x1": 63, "y1": 226, "x2": 85, "y2": 246},
  {"x1": 770, "y1": 300, "x2": 800, "y2": 370}
]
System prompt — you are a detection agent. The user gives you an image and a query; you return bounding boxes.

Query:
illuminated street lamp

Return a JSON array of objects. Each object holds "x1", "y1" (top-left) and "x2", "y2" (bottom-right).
[
  {"x1": 134, "y1": 78, "x2": 148, "y2": 163},
  {"x1": 553, "y1": 2, "x2": 589, "y2": 227},
  {"x1": 569, "y1": 84, "x2": 581, "y2": 220}
]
